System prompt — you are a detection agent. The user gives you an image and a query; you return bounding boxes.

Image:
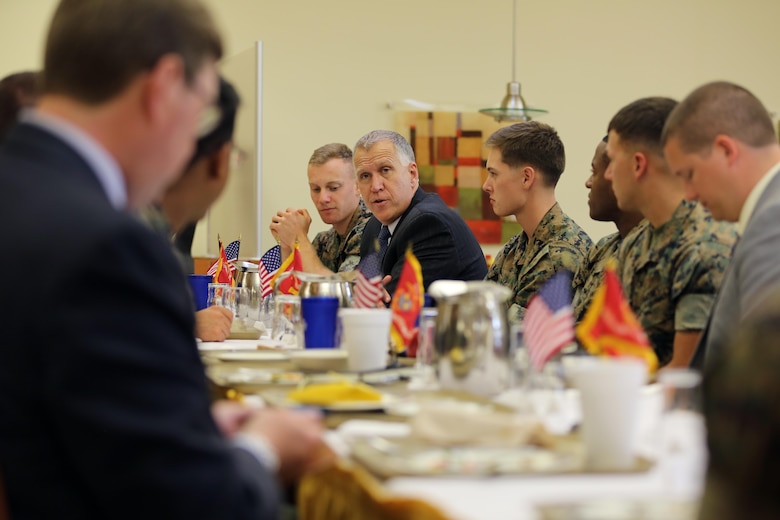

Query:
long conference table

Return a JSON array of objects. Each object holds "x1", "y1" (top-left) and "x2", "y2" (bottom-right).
[{"x1": 201, "y1": 338, "x2": 703, "y2": 520}]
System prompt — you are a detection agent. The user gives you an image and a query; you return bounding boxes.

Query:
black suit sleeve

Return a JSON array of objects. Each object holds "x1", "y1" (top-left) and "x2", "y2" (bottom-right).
[
  {"x1": 384, "y1": 211, "x2": 459, "y2": 296},
  {"x1": 47, "y1": 221, "x2": 279, "y2": 520}
]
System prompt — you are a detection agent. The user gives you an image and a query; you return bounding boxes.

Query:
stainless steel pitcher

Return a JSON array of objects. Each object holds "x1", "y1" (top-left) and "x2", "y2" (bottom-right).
[
  {"x1": 428, "y1": 280, "x2": 513, "y2": 396},
  {"x1": 274, "y1": 271, "x2": 354, "y2": 307}
]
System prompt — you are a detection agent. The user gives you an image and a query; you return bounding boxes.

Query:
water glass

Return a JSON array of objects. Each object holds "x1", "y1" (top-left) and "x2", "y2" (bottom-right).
[
  {"x1": 207, "y1": 283, "x2": 230, "y2": 308},
  {"x1": 271, "y1": 294, "x2": 302, "y2": 348},
  {"x1": 657, "y1": 368, "x2": 707, "y2": 498},
  {"x1": 409, "y1": 308, "x2": 439, "y2": 390}
]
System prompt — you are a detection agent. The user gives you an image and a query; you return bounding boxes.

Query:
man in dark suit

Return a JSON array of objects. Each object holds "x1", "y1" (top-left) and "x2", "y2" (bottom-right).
[
  {"x1": 355, "y1": 130, "x2": 487, "y2": 297},
  {"x1": 662, "y1": 81, "x2": 780, "y2": 369},
  {"x1": 0, "y1": 1, "x2": 322, "y2": 519}
]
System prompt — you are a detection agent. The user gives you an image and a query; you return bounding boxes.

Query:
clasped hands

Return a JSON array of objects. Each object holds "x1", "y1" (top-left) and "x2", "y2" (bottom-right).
[
  {"x1": 269, "y1": 208, "x2": 312, "y2": 250},
  {"x1": 212, "y1": 400, "x2": 328, "y2": 484}
]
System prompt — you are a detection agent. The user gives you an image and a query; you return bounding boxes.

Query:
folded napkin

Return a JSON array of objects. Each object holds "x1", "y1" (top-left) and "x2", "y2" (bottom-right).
[
  {"x1": 409, "y1": 401, "x2": 548, "y2": 447},
  {"x1": 287, "y1": 382, "x2": 382, "y2": 406}
]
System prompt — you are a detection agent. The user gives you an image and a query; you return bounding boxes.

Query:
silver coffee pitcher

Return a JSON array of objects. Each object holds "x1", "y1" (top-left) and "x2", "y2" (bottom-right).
[
  {"x1": 428, "y1": 280, "x2": 513, "y2": 397},
  {"x1": 274, "y1": 271, "x2": 354, "y2": 307}
]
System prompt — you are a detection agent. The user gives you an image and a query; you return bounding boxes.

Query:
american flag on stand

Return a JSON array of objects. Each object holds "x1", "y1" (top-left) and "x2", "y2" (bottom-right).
[
  {"x1": 524, "y1": 270, "x2": 575, "y2": 371},
  {"x1": 353, "y1": 251, "x2": 385, "y2": 308},
  {"x1": 257, "y1": 245, "x2": 282, "y2": 298},
  {"x1": 207, "y1": 238, "x2": 240, "y2": 276},
  {"x1": 224, "y1": 240, "x2": 240, "y2": 262}
]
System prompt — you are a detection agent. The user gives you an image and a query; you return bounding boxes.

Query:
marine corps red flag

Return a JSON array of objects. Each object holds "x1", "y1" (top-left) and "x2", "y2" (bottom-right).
[
  {"x1": 390, "y1": 246, "x2": 424, "y2": 353},
  {"x1": 212, "y1": 239, "x2": 235, "y2": 286},
  {"x1": 576, "y1": 261, "x2": 658, "y2": 373},
  {"x1": 271, "y1": 243, "x2": 303, "y2": 295}
]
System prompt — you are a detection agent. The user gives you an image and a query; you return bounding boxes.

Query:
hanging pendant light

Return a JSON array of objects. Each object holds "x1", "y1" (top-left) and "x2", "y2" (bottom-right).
[{"x1": 479, "y1": 0, "x2": 548, "y2": 122}]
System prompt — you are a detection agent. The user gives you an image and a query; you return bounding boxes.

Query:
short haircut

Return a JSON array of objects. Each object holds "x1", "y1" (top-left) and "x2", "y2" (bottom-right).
[
  {"x1": 188, "y1": 77, "x2": 240, "y2": 166},
  {"x1": 607, "y1": 97, "x2": 678, "y2": 155},
  {"x1": 354, "y1": 130, "x2": 415, "y2": 166},
  {"x1": 485, "y1": 121, "x2": 566, "y2": 187},
  {"x1": 308, "y1": 143, "x2": 353, "y2": 166},
  {"x1": 42, "y1": 0, "x2": 222, "y2": 104},
  {"x1": 0, "y1": 71, "x2": 38, "y2": 142},
  {"x1": 661, "y1": 81, "x2": 776, "y2": 153}
]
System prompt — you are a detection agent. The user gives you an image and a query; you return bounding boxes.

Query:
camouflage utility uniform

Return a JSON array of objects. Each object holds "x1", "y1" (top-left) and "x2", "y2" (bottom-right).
[
  {"x1": 311, "y1": 199, "x2": 371, "y2": 272},
  {"x1": 486, "y1": 202, "x2": 592, "y2": 318},
  {"x1": 572, "y1": 227, "x2": 644, "y2": 321},
  {"x1": 617, "y1": 200, "x2": 737, "y2": 366}
]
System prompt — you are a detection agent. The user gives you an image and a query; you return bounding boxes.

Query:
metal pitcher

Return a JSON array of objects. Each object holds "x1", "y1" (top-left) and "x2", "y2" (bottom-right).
[
  {"x1": 274, "y1": 271, "x2": 354, "y2": 307},
  {"x1": 428, "y1": 280, "x2": 513, "y2": 397}
]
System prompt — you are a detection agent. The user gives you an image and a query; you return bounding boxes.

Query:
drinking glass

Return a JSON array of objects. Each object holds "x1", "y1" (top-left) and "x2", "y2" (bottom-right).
[
  {"x1": 657, "y1": 368, "x2": 707, "y2": 498},
  {"x1": 207, "y1": 283, "x2": 230, "y2": 308},
  {"x1": 409, "y1": 308, "x2": 439, "y2": 390},
  {"x1": 271, "y1": 294, "x2": 302, "y2": 348}
]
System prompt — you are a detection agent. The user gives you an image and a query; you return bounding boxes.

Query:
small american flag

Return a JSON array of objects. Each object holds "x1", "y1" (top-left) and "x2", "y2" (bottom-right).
[
  {"x1": 524, "y1": 271, "x2": 575, "y2": 371},
  {"x1": 224, "y1": 240, "x2": 240, "y2": 262},
  {"x1": 207, "y1": 238, "x2": 240, "y2": 277},
  {"x1": 258, "y1": 245, "x2": 282, "y2": 298},
  {"x1": 353, "y1": 251, "x2": 385, "y2": 308}
]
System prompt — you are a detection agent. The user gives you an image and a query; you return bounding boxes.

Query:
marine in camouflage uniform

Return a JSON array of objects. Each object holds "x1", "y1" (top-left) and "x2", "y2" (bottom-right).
[
  {"x1": 486, "y1": 202, "x2": 592, "y2": 318},
  {"x1": 572, "y1": 226, "x2": 644, "y2": 321},
  {"x1": 617, "y1": 200, "x2": 737, "y2": 366},
  {"x1": 311, "y1": 199, "x2": 371, "y2": 272}
]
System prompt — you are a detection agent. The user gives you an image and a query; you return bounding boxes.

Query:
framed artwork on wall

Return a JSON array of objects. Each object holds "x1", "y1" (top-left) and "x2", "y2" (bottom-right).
[{"x1": 394, "y1": 110, "x2": 521, "y2": 244}]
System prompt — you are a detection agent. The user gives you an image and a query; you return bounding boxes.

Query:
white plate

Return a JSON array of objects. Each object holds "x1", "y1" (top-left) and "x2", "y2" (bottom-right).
[
  {"x1": 321, "y1": 394, "x2": 394, "y2": 412},
  {"x1": 215, "y1": 351, "x2": 290, "y2": 362},
  {"x1": 198, "y1": 341, "x2": 261, "y2": 352},
  {"x1": 288, "y1": 349, "x2": 348, "y2": 372}
]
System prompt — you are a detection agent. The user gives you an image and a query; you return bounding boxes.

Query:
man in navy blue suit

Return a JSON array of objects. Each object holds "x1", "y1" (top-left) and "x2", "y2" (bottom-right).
[
  {"x1": 356, "y1": 130, "x2": 487, "y2": 298},
  {"x1": 0, "y1": 1, "x2": 322, "y2": 519}
]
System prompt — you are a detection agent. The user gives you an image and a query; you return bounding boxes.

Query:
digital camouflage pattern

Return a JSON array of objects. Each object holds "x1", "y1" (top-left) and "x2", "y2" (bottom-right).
[
  {"x1": 572, "y1": 228, "x2": 643, "y2": 321},
  {"x1": 486, "y1": 203, "x2": 592, "y2": 318},
  {"x1": 311, "y1": 199, "x2": 371, "y2": 272},
  {"x1": 617, "y1": 200, "x2": 738, "y2": 367}
]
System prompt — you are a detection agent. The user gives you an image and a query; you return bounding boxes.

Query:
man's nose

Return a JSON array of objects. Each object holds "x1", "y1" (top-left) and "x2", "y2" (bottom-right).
[
  {"x1": 371, "y1": 175, "x2": 384, "y2": 192},
  {"x1": 683, "y1": 182, "x2": 699, "y2": 201},
  {"x1": 482, "y1": 178, "x2": 491, "y2": 192}
]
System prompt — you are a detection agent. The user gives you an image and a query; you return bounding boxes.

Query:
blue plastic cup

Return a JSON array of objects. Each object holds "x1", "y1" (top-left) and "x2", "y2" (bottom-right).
[
  {"x1": 188, "y1": 274, "x2": 212, "y2": 311},
  {"x1": 301, "y1": 296, "x2": 340, "y2": 349}
]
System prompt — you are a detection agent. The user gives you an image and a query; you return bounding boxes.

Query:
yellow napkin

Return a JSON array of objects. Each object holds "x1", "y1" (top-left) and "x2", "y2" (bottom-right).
[{"x1": 287, "y1": 382, "x2": 382, "y2": 406}]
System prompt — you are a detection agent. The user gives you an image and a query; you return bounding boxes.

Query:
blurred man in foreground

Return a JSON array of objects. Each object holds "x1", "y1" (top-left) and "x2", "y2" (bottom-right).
[
  {"x1": 140, "y1": 76, "x2": 240, "y2": 342},
  {"x1": 662, "y1": 81, "x2": 780, "y2": 369},
  {"x1": 270, "y1": 142, "x2": 371, "y2": 273},
  {"x1": 700, "y1": 289, "x2": 780, "y2": 519},
  {"x1": 483, "y1": 121, "x2": 592, "y2": 319},
  {"x1": 0, "y1": 1, "x2": 323, "y2": 518},
  {"x1": 606, "y1": 96, "x2": 736, "y2": 368},
  {"x1": 572, "y1": 136, "x2": 644, "y2": 321},
  {"x1": 355, "y1": 130, "x2": 487, "y2": 297}
]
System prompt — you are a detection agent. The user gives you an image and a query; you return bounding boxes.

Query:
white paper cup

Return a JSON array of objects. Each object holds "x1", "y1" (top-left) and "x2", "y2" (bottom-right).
[
  {"x1": 569, "y1": 357, "x2": 647, "y2": 471},
  {"x1": 338, "y1": 308, "x2": 392, "y2": 372}
]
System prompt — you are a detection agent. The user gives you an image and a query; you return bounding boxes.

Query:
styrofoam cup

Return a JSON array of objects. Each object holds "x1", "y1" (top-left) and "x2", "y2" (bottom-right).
[
  {"x1": 569, "y1": 357, "x2": 647, "y2": 470},
  {"x1": 338, "y1": 308, "x2": 392, "y2": 372}
]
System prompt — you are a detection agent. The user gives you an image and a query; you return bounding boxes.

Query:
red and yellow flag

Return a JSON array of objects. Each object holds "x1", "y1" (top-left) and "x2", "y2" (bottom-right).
[
  {"x1": 213, "y1": 240, "x2": 235, "y2": 286},
  {"x1": 576, "y1": 262, "x2": 658, "y2": 373},
  {"x1": 271, "y1": 243, "x2": 304, "y2": 295},
  {"x1": 390, "y1": 246, "x2": 424, "y2": 353}
]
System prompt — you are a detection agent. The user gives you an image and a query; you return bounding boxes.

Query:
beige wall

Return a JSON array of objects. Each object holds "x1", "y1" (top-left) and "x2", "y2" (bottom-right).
[{"x1": 3, "y1": 0, "x2": 780, "y2": 257}]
